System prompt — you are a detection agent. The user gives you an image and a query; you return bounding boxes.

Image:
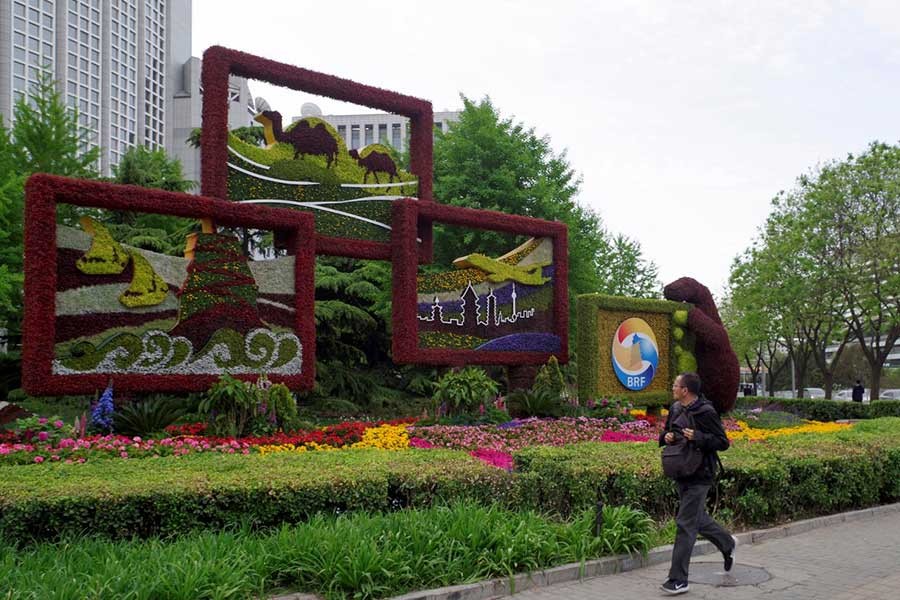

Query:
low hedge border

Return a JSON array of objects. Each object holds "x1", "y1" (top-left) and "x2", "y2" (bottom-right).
[
  {"x1": 0, "y1": 450, "x2": 516, "y2": 545},
  {"x1": 514, "y1": 418, "x2": 900, "y2": 524},
  {"x1": 4, "y1": 419, "x2": 900, "y2": 545},
  {"x1": 734, "y1": 396, "x2": 900, "y2": 421}
]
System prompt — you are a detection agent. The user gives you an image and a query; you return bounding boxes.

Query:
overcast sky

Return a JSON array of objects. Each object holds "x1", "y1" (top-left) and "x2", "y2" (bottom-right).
[{"x1": 193, "y1": 0, "x2": 900, "y2": 297}]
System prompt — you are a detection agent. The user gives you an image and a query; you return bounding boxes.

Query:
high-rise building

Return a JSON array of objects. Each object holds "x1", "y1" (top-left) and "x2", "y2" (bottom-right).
[{"x1": 0, "y1": 0, "x2": 252, "y2": 180}]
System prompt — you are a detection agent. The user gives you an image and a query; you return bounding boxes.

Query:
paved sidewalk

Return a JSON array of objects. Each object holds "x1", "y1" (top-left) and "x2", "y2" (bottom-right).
[{"x1": 504, "y1": 509, "x2": 900, "y2": 600}]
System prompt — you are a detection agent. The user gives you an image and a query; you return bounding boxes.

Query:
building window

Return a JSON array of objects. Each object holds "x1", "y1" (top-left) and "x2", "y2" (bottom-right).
[
  {"x1": 364, "y1": 124, "x2": 374, "y2": 146},
  {"x1": 378, "y1": 123, "x2": 387, "y2": 144},
  {"x1": 350, "y1": 124, "x2": 360, "y2": 150},
  {"x1": 391, "y1": 123, "x2": 401, "y2": 150},
  {"x1": 337, "y1": 125, "x2": 346, "y2": 142}
]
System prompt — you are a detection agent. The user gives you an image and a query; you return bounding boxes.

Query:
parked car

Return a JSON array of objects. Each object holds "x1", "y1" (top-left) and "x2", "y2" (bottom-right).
[
  {"x1": 835, "y1": 388, "x2": 871, "y2": 402},
  {"x1": 773, "y1": 388, "x2": 825, "y2": 399},
  {"x1": 879, "y1": 389, "x2": 900, "y2": 401}
]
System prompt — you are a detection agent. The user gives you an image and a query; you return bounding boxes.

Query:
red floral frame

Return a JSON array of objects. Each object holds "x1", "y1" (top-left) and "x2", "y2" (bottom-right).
[
  {"x1": 391, "y1": 199, "x2": 569, "y2": 366},
  {"x1": 23, "y1": 174, "x2": 316, "y2": 395},
  {"x1": 201, "y1": 45, "x2": 434, "y2": 261}
]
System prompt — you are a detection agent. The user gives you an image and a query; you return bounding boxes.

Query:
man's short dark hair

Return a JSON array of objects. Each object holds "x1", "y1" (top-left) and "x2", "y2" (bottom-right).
[{"x1": 679, "y1": 372, "x2": 702, "y2": 395}]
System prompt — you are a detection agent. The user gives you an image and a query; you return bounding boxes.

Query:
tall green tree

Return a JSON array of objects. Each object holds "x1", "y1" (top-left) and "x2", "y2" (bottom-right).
[
  {"x1": 10, "y1": 71, "x2": 99, "y2": 179},
  {"x1": 804, "y1": 143, "x2": 900, "y2": 399},
  {"x1": 0, "y1": 121, "x2": 25, "y2": 329},
  {"x1": 109, "y1": 145, "x2": 198, "y2": 255},
  {"x1": 432, "y1": 96, "x2": 660, "y2": 329},
  {"x1": 0, "y1": 70, "x2": 100, "y2": 331},
  {"x1": 728, "y1": 141, "x2": 900, "y2": 399},
  {"x1": 113, "y1": 145, "x2": 194, "y2": 193}
]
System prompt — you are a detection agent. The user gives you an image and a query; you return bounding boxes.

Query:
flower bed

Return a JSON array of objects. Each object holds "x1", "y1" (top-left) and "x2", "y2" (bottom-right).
[
  {"x1": 410, "y1": 417, "x2": 658, "y2": 453},
  {"x1": 728, "y1": 419, "x2": 852, "y2": 441},
  {"x1": 3, "y1": 418, "x2": 900, "y2": 544},
  {"x1": 3, "y1": 412, "x2": 844, "y2": 468}
]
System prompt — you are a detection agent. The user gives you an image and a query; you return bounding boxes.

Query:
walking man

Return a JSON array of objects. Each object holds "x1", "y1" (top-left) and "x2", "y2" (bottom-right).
[{"x1": 659, "y1": 372, "x2": 736, "y2": 595}]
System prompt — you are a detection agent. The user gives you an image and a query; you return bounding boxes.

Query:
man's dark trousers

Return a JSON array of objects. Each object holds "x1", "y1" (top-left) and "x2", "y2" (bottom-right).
[{"x1": 669, "y1": 480, "x2": 733, "y2": 582}]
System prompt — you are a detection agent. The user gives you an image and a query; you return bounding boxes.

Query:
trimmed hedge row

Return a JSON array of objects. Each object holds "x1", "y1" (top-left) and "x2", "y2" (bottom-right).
[
  {"x1": 0, "y1": 450, "x2": 515, "y2": 545},
  {"x1": 515, "y1": 418, "x2": 900, "y2": 524},
  {"x1": 4, "y1": 419, "x2": 900, "y2": 545},
  {"x1": 734, "y1": 396, "x2": 900, "y2": 421}
]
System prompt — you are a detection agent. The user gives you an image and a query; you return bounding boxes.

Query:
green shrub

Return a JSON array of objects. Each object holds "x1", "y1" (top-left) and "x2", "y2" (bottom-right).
[
  {"x1": 198, "y1": 375, "x2": 300, "y2": 437},
  {"x1": 112, "y1": 395, "x2": 185, "y2": 437},
  {"x1": 0, "y1": 450, "x2": 516, "y2": 545},
  {"x1": 199, "y1": 374, "x2": 258, "y2": 437},
  {"x1": 533, "y1": 356, "x2": 567, "y2": 399},
  {"x1": 266, "y1": 382, "x2": 299, "y2": 430},
  {"x1": 507, "y1": 388, "x2": 562, "y2": 418},
  {"x1": 432, "y1": 367, "x2": 499, "y2": 416},
  {"x1": 871, "y1": 401, "x2": 900, "y2": 418},
  {"x1": 514, "y1": 418, "x2": 900, "y2": 525},
  {"x1": 734, "y1": 396, "x2": 873, "y2": 420}
]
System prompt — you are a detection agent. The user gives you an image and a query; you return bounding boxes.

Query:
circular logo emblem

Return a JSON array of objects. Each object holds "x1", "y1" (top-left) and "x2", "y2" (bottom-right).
[{"x1": 611, "y1": 317, "x2": 659, "y2": 391}]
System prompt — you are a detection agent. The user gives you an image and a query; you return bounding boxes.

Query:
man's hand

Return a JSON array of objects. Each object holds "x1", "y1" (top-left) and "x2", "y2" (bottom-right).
[
  {"x1": 683, "y1": 428, "x2": 695, "y2": 441},
  {"x1": 665, "y1": 432, "x2": 676, "y2": 444}
]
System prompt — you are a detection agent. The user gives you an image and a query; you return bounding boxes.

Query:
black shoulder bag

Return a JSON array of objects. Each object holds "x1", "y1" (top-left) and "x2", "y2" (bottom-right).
[{"x1": 661, "y1": 411, "x2": 705, "y2": 479}]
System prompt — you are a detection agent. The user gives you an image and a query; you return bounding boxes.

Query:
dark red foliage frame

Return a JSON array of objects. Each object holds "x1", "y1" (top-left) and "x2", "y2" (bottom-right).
[
  {"x1": 201, "y1": 45, "x2": 434, "y2": 261},
  {"x1": 391, "y1": 199, "x2": 569, "y2": 366},
  {"x1": 23, "y1": 174, "x2": 316, "y2": 396}
]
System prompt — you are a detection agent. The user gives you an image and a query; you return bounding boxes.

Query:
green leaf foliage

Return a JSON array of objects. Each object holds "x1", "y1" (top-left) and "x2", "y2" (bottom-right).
[
  {"x1": 432, "y1": 367, "x2": 499, "y2": 415},
  {"x1": 0, "y1": 501, "x2": 654, "y2": 600},
  {"x1": 112, "y1": 396, "x2": 186, "y2": 437}
]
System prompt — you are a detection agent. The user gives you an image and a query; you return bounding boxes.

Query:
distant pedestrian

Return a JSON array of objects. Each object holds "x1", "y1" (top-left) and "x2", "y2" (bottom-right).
[
  {"x1": 852, "y1": 380, "x2": 865, "y2": 403},
  {"x1": 659, "y1": 372, "x2": 736, "y2": 595}
]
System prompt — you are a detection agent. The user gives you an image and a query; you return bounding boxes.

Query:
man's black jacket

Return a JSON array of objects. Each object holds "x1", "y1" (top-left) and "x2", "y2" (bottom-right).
[{"x1": 658, "y1": 396, "x2": 730, "y2": 485}]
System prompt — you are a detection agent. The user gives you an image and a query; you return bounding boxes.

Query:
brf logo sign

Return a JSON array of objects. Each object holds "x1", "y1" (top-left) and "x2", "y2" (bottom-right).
[{"x1": 611, "y1": 318, "x2": 659, "y2": 391}]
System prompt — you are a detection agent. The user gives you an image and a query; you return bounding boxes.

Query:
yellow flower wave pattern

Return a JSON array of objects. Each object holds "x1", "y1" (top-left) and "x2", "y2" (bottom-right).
[
  {"x1": 256, "y1": 424, "x2": 411, "y2": 455},
  {"x1": 728, "y1": 420, "x2": 852, "y2": 441}
]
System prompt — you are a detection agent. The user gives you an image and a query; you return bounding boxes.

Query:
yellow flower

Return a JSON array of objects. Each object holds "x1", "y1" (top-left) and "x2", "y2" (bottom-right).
[
  {"x1": 349, "y1": 424, "x2": 411, "y2": 450},
  {"x1": 727, "y1": 420, "x2": 852, "y2": 441}
]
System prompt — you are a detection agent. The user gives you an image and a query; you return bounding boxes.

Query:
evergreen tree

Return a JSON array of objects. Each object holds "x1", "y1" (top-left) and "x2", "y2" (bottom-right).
[
  {"x1": 113, "y1": 145, "x2": 194, "y2": 192},
  {"x1": 0, "y1": 70, "x2": 100, "y2": 331},
  {"x1": 10, "y1": 70, "x2": 99, "y2": 178}
]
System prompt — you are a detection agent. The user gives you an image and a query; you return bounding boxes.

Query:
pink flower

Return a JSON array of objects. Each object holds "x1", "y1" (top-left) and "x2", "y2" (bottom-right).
[
  {"x1": 37, "y1": 431, "x2": 49, "y2": 442},
  {"x1": 53, "y1": 420, "x2": 64, "y2": 428},
  {"x1": 120, "y1": 452, "x2": 128, "y2": 459},
  {"x1": 38, "y1": 418, "x2": 48, "y2": 425},
  {"x1": 34, "y1": 456, "x2": 44, "y2": 463}
]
